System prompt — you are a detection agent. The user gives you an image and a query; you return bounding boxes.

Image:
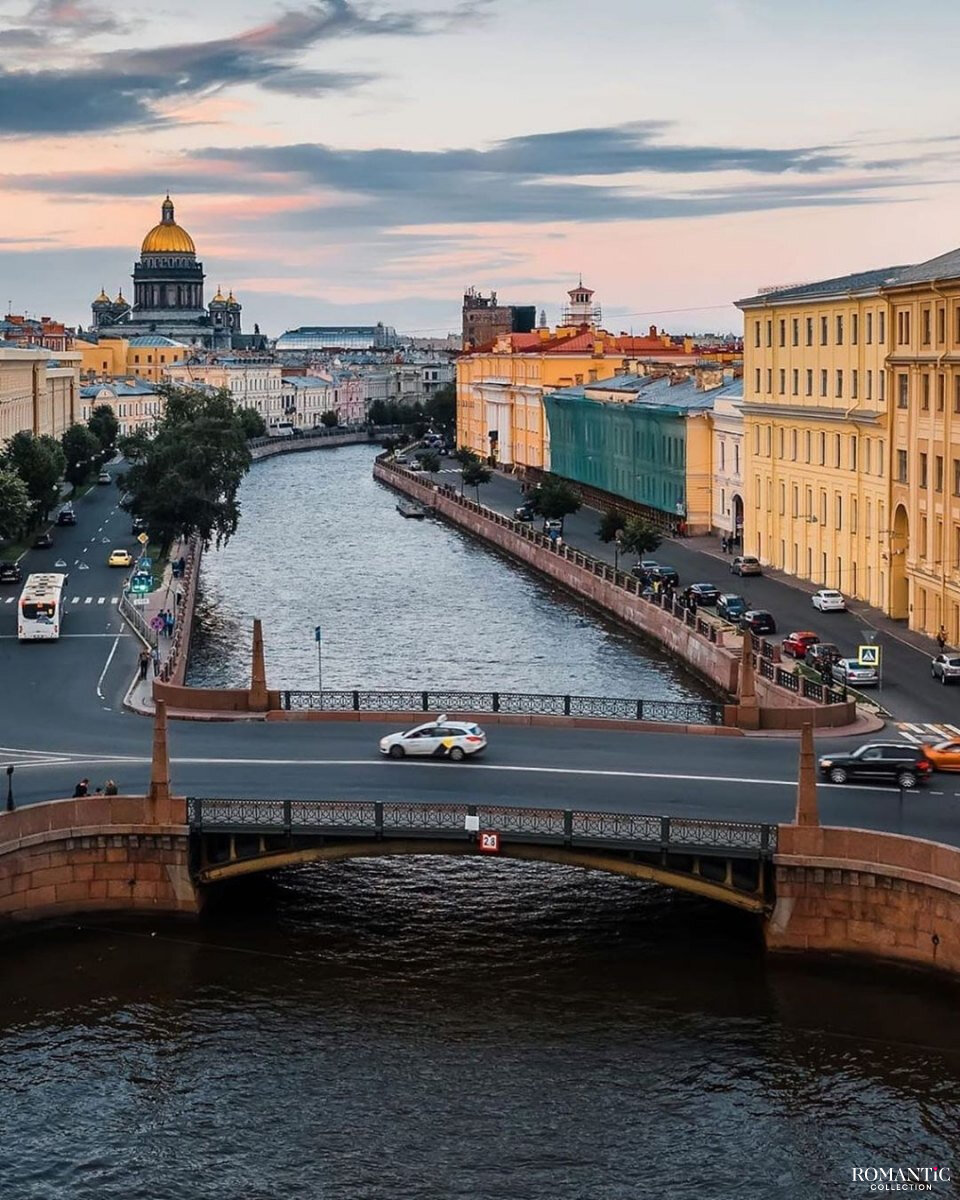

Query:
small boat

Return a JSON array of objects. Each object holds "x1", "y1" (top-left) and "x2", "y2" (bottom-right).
[{"x1": 397, "y1": 500, "x2": 426, "y2": 519}]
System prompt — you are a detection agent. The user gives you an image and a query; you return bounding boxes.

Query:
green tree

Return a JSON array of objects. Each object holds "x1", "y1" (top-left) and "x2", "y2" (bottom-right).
[
  {"x1": 0, "y1": 468, "x2": 31, "y2": 543},
  {"x1": 237, "y1": 407, "x2": 267, "y2": 439},
  {"x1": 61, "y1": 423, "x2": 101, "y2": 489},
  {"x1": 88, "y1": 403, "x2": 119, "y2": 452},
  {"x1": 417, "y1": 450, "x2": 441, "y2": 476},
  {"x1": 461, "y1": 459, "x2": 492, "y2": 503},
  {"x1": 119, "y1": 386, "x2": 252, "y2": 548},
  {"x1": 425, "y1": 380, "x2": 456, "y2": 432},
  {"x1": 598, "y1": 507, "x2": 626, "y2": 543},
  {"x1": 453, "y1": 444, "x2": 479, "y2": 467},
  {"x1": 619, "y1": 516, "x2": 662, "y2": 558},
  {"x1": 2, "y1": 431, "x2": 65, "y2": 519},
  {"x1": 320, "y1": 410, "x2": 339, "y2": 429},
  {"x1": 537, "y1": 479, "x2": 581, "y2": 530}
]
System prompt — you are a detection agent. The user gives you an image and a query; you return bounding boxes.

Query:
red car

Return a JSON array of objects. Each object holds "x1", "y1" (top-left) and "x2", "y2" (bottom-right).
[{"x1": 781, "y1": 630, "x2": 820, "y2": 659}]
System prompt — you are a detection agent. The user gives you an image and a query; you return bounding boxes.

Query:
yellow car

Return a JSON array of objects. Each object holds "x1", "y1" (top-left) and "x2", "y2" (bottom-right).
[{"x1": 108, "y1": 549, "x2": 133, "y2": 568}]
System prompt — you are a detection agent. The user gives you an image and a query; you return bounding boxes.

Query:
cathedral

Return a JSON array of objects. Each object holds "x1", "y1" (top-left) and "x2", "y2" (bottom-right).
[{"x1": 91, "y1": 196, "x2": 244, "y2": 349}]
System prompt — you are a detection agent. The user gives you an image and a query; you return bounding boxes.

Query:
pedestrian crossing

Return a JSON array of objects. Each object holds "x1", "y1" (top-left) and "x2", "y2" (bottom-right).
[
  {"x1": 2, "y1": 595, "x2": 119, "y2": 606},
  {"x1": 897, "y1": 721, "x2": 960, "y2": 744}
]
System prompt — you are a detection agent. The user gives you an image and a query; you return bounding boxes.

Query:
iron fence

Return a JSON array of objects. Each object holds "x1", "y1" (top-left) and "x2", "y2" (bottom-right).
[
  {"x1": 280, "y1": 689, "x2": 725, "y2": 725},
  {"x1": 187, "y1": 797, "x2": 778, "y2": 858}
]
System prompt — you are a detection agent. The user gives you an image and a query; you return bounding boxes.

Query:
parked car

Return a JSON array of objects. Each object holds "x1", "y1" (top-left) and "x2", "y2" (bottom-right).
[
  {"x1": 379, "y1": 715, "x2": 487, "y2": 761},
  {"x1": 514, "y1": 503, "x2": 536, "y2": 522},
  {"x1": 407, "y1": 459, "x2": 423, "y2": 471},
  {"x1": 931, "y1": 653, "x2": 960, "y2": 685},
  {"x1": 830, "y1": 657, "x2": 879, "y2": 688},
  {"x1": 32, "y1": 531, "x2": 54, "y2": 549},
  {"x1": 56, "y1": 505, "x2": 77, "y2": 526},
  {"x1": 641, "y1": 560, "x2": 679, "y2": 586},
  {"x1": 812, "y1": 588, "x2": 846, "y2": 612},
  {"x1": 0, "y1": 560, "x2": 22, "y2": 584},
  {"x1": 543, "y1": 518, "x2": 563, "y2": 534},
  {"x1": 716, "y1": 593, "x2": 747, "y2": 621},
  {"x1": 741, "y1": 609, "x2": 777, "y2": 635},
  {"x1": 394, "y1": 453, "x2": 409, "y2": 465},
  {"x1": 731, "y1": 555, "x2": 762, "y2": 577},
  {"x1": 781, "y1": 630, "x2": 820, "y2": 659},
  {"x1": 686, "y1": 582, "x2": 720, "y2": 606},
  {"x1": 97, "y1": 470, "x2": 111, "y2": 485},
  {"x1": 818, "y1": 743, "x2": 931, "y2": 788},
  {"x1": 806, "y1": 642, "x2": 842, "y2": 672},
  {"x1": 921, "y1": 739, "x2": 960, "y2": 771}
]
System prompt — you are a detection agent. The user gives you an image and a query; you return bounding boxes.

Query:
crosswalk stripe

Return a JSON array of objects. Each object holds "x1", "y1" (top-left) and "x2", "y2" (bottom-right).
[
  {"x1": 84, "y1": 597, "x2": 92, "y2": 604},
  {"x1": 97, "y1": 597, "x2": 105, "y2": 605},
  {"x1": 72, "y1": 596, "x2": 80, "y2": 603},
  {"x1": 4, "y1": 597, "x2": 13, "y2": 604},
  {"x1": 896, "y1": 721, "x2": 960, "y2": 744},
  {"x1": 945, "y1": 724, "x2": 960, "y2": 736},
  {"x1": 111, "y1": 597, "x2": 119, "y2": 605}
]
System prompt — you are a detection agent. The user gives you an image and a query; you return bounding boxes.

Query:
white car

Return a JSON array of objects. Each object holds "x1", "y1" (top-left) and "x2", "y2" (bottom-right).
[
  {"x1": 379, "y1": 715, "x2": 487, "y2": 761},
  {"x1": 812, "y1": 589, "x2": 846, "y2": 612}
]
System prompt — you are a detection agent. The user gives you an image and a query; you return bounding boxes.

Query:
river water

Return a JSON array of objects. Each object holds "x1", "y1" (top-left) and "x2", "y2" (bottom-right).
[{"x1": 4, "y1": 446, "x2": 960, "y2": 1198}]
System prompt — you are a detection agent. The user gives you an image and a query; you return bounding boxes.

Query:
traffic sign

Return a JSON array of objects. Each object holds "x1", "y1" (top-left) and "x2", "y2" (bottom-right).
[
  {"x1": 858, "y1": 644, "x2": 881, "y2": 667},
  {"x1": 137, "y1": 532, "x2": 149, "y2": 545},
  {"x1": 478, "y1": 831, "x2": 500, "y2": 854},
  {"x1": 314, "y1": 625, "x2": 322, "y2": 644}
]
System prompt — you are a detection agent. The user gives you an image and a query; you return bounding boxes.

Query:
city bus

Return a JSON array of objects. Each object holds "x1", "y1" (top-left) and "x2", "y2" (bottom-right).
[{"x1": 18, "y1": 573, "x2": 67, "y2": 641}]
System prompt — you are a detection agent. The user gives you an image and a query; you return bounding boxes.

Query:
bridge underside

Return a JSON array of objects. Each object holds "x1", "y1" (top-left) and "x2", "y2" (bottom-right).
[{"x1": 193, "y1": 836, "x2": 772, "y2": 913}]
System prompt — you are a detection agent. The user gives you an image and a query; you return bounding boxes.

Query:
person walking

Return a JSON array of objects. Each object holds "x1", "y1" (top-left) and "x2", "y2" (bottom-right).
[
  {"x1": 165, "y1": 609, "x2": 175, "y2": 638},
  {"x1": 73, "y1": 778, "x2": 89, "y2": 798},
  {"x1": 103, "y1": 780, "x2": 118, "y2": 796},
  {"x1": 138, "y1": 649, "x2": 150, "y2": 681},
  {"x1": 721, "y1": 535, "x2": 727, "y2": 554},
  {"x1": 937, "y1": 625, "x2": 948, "y2": 652},
  {"x1": 151, "y1": 645, "x2": 160, "y2": 676}
]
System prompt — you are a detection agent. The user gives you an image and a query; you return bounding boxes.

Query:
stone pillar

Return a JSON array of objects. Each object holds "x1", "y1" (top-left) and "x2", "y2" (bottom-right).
[
  {"x1": 737, "y1": 634, "x2": 760, "y2": 730},
  {"x1": 148, "y1": 698, "x2": 172, "y2": 818},
  {"x1": 249, "y1": 618, "x2": 268, "y2": 711},
  {"x1": 795, "y1": 720, "x2": 820, "y2": 827}
]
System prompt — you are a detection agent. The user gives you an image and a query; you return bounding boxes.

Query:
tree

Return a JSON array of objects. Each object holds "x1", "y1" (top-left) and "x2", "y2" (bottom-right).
[
  {"x1": 61, "y1": 423, "x2": 101, "y2": 489},
  {"x1": 320, "y1": 410, "x2": 338, "y2": 429},
  {"x1": 425, "y1": 380, "x2": 456, "y2": 432},
  {"x1": 88, "y1": 403, "x2": 119, "y2": 452},
  {"x1": 537, "y1": 479, "x2": 581, "y2": 530},
  {"x1": 453, "y1": 444, "x2": 479, "y2": 466},
  {"x1": 120, "y1": 386, "x2": 252, "y2": 548},
  {"x1": 2, "y1": 431, "x2": 65, "y2": 519},
  {"x1": 619, "y1": 516, "x2": 662, "y2": 558},
  {"x1": 598, "y1": 507, "x2": 626, "y2": 543},
  {"x1": 461, "y1": 459, "x2": 492, "y2": 503},
  {"x1": 0, "y1": 468, "x2": 31, "y2": 543},
  {"x1": 237, "y1": 407, "x2": 267, "y2": 439},
  {"x1": 417, "y1": 450, "x2": 441, "y2": 476}
]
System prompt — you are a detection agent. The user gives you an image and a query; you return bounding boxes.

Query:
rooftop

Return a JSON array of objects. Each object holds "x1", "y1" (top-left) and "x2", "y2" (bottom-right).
[{"x1": 547, "y1": 371, "x2": 722, "y2": 413}]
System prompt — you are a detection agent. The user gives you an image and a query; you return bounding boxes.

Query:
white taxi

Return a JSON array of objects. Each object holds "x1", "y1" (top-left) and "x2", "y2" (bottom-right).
[{"x1": 379, "y1": 715, "x2": 487, "y2": 761}]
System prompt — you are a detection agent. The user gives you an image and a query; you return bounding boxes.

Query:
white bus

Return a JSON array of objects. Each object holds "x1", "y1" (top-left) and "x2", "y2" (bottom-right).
[{"x1": 18, "y1": 573, "x2": 66, "y2": 641}]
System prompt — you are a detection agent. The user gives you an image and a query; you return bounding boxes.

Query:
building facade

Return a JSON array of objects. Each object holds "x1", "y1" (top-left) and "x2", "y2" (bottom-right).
[
  {"x1": 76, "y1": 334, "x2": 191, "y2": 383},
  {"x1": 0, "y1": 347, "x2": 81, "y2": 447},
  {"x1": 80, "y1": 379, "x2": 162, "y2": 436},
  {"x1": 711, "y1": 383, "x2": 745, "y2": 540},
  {"x1": 166, "y1": 358, "x2": 283, "y2": 423},
  {"x1": 461, "y1": 288, "x2": 536, "y2": 351}
]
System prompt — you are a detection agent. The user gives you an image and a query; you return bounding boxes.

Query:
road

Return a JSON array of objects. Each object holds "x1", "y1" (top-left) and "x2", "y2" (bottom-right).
[{"x1": 446, "y1": 463, "x2": 960, "y2": 729}]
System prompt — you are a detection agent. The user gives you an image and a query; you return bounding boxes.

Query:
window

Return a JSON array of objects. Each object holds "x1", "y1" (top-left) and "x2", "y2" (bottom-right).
[
  {"x1": 937, "y1": 455, "x2": 944, "y2": 492},
  {"x1": 755, "y1": 476, "x2": 761, "y2": 507},
  {"x1": 792, "y1": 485, "x2": 799, "y2": 517},
  {"x1": 851, "y1": 498, "x2": 858, "y2": 534},
  {"x1": 879, "y1": 309, "x2": 886, "y2": 343},
  {"x1": 820, "y1": 491, "x2": 827, "y2": 525},
  {"x1": 852, "y1": 369, "x2": 858, "y2": 400},
  {"x1": 850, "y1": 436, "x2": 857, "y2": 469},
  {"x1": 955, "y1": 377, "x2": 960, "y2": 414},
  {"x1": 734, "y1": 443, "x2": 740, "y2": 474},
  {"x1": 920, "y1": 452, "x2": 928, "y2": 488},
  {"x1": 922, "y1": 374, "x2": 930, "y2": 410},
  {"x1": 753, "y1": 425, "x2": 760, "y2": 454},
  {"x1": 779, "y1": 482, "x2": 785, "y2": 515},
  {"x1": 922, "y1": 307, "x2": 931, "y2": 345},
  {"x1": 792, "y1": 318, "x2": 799, "y2": 347},
  {"x1": 897, "y1": 309, "x2": 910, "y2": 345},
  {"x1": 778, "y1": 428, "x2": 785, "y2": 457},
  {"x1": 938, "y1": 306, "x2": 946, "y2": 344},
  {"x1": 766, "y1": 320, "x2": 772, "y2": 347},
  {"x1": 820, "y1": 369, "x2": 828, "y2": 397},
  {"x1": 819, "y1": 431, "x2": 826, "y2": 465},
  {"x1": 820, "y1": 315, "x2": 828, "y2": 345},
  {"x1": 836, "y1": 315, "x2": 844, "y2": 344},
  {"x1": 836, "y1": 369, "x2": 843, "y2": 398},
  {"x1": 938, "y1": 374, "x2": 945, "y2": 411},
  {"x1": 878, "y1": 441, "x2": 884, "y2": 476},
  {"x1": 779, "y1": 319, "x2": 786, "y2": 348},
  {"x1": 879, "y1": 371, "x2": 885, "y2": 402},
  {"x1": 897, "y1": 449, "x2": 908, "y2": 483},
  {"x1": 779, "y1": 368, "x2": 786, "y2": 395},
  {"x1": 866, "y1": 311, "x2": 873, "y2": 344},
  {"x1": 835, "y1": 494, "x2": 842, "y2": 530},
  {"x1": 766, "y1": 368, "x2": 772, "y2": 393},
  {"x1": 805, "y1": 317, "x2": 813, "y2": 346},
  {"x1": 765, "y1": 425, "x2": 772, "y2": 456},
  {"x1": 954, "y1": 459, "x2": 960, "y2": 497},
  {"x1": 898, "y1": 373, "x2": 909, "y2": 408},
  {"x1": 805, "y1": 431, "x2": 811, "y2": 462},
  {"x1": 866, "y1": 498, "x2": 872, "y2": 536},
  {"x1": 753, "y1": 321, "x2": 760, "y2": 348},
  {"x1": 792, "y1": 368, "x2": 799, "y2": 396},
  {"x1": 852, "y1": 313, "x2": 859, "y2": 345},
  {"x1": 754, "y1": 368, "x2": 761, "y2": 393},
  {"x1": 806, "y1": 369, "x2": 813, "y2": 396},
  {"x1": 720, "y1": 441, "x2": 725, "y2": 472},
  {"x1": 791, "y1": 429, "x2": 797, "y2": 460},
  {"x1": 865, "y1": 370, "x2": 872, "y2": 401}
]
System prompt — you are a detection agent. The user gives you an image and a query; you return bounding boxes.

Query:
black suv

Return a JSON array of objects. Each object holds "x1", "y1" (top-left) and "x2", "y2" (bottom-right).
[
  {"x1": 741, "y1": 609, "x2": 777, "y2": 635},
  {"x1": 818, "y1": 743, "x2": 932, "y2": 789},
  {"x1": 806, "y1": 642, "x2": 841, "y2": 672},
  {"x1": 0, "y1": 560, "x2": 21, "y2": 584},
  {"x1": 57, "y1": 505, "x2": 77, "y2": 526}
]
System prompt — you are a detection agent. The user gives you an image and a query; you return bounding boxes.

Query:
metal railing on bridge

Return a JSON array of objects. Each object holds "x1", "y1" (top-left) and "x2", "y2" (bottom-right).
[
  {"x1": 187, "y1": 798, "x2": 777, "y2": 858},
  {"x1": 279, "y1": 689, "x2": 725, "y2": 726}
]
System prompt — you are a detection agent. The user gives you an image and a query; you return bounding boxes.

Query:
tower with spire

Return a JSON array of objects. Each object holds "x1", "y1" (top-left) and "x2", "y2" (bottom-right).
[{"x1": 560, "y1": 277, "x2": 601, "y2": 328}]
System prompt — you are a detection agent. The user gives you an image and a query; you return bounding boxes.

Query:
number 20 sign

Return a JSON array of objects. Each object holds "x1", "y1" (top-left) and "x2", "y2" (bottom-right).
[{"x1": 478, "y1": 831, "x2": 500, "y2": 854}]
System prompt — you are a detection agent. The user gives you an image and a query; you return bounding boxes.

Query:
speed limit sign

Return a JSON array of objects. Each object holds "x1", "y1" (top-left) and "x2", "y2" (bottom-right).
[{"x1": 478, "y1": 831, "x2": 500, "y2": 854}]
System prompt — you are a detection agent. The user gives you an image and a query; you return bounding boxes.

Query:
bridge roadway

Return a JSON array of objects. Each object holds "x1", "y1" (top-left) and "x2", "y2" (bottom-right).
[{"x1": 1, "y1": 468, "x2": 960, "y2": 852}]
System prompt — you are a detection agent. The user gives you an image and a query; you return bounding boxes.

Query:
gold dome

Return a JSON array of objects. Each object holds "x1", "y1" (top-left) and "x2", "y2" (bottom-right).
[
  {"x1": 94, "y1": 287, "x2": 110, "y2": 303},
  {"x1": 211, "y1": 285, "x2": 226, "y2": 303},
  {"x1": 141, "y1": 195, "x2": 196, "y2": 255}
]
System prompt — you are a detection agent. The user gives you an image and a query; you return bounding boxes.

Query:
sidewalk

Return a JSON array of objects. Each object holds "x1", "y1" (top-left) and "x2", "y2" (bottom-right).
[{"x1": 124, "y1": 537, "x2": 190, "y2": 713}]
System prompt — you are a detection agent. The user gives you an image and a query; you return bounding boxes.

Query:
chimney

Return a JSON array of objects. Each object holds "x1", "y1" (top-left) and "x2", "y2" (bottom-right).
[{"x1": 649, "y1": 325, "x2": 657, "y2": 338}]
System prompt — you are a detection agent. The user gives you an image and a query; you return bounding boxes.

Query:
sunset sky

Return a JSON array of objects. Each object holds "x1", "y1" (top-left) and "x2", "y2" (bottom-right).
[{"x1": 3, "y1": 0, "x2": 960, "y2": 337}]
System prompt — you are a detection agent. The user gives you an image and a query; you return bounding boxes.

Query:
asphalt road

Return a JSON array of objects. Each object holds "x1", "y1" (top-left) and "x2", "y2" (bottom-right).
[{"x1": 455, "y1": 465, "x2": 960, "y2": 727}]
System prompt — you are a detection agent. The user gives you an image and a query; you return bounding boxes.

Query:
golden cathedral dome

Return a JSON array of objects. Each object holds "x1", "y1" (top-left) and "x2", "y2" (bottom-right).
[{"x1": 141, "y1": 195, "x2": 196, "y2": 255}]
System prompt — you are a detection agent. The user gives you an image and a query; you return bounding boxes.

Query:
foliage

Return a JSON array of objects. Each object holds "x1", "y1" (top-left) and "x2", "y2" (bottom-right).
[
  {"x1": 368, "y1": 398, "x2": 426, "y2": 427},
  {"x1": 619, "y1": 516, "x2": 662, "y2": 557},
  {"x1": 61, "y1": 423, "x2": 102, "y2": 489},
  {"x1": 536, "y1": 479, "x2": 582, "y2": 527},
  {"x1": 88, "y1": 403, "x2": 119, "y2": 451},
  {"x1": 597, "y1": 507, "x2": 626, "y2": 543},
  {"x1": 320, "y1": 410, "x2": 339, "y2": 429},
  {"x1": 237, "y1": 407, "x2": 267, "y2": 439},
  {"x1": 461, "y1": 459, "x2": 492, "y2": 501},
  {"x1": 1, "y1": 431, "x2": 65, "y2": 519},
  {"x1": 119, "y1": 428, "x2": 152, "y2": 462},
  {"x1": 119, "y1": 386, "x2": 252, "y2": 548},
  {"x1": 0, "y1": 468, "x2": 31, "y2": 542},
  {"x1": 425, "y1": 380, "x2": 456, "y2": 431},
  {"x1": 417, "y1": 450, "x2": 441, "y2": 474},
  {"x1": 453, "y1": 444, "x2": 480, "y2": 467}
]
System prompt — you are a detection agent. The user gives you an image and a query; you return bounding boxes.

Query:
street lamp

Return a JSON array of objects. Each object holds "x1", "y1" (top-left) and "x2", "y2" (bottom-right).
[
  {"x1": 5, "y1": 764, "x2": 13, "y2": 812},
  {"x1": 614, "y1": 535, "x2": 623, "y2": 575}
]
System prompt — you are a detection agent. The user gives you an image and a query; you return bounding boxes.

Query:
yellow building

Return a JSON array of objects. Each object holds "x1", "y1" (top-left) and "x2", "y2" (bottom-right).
[
  {"x1": 736, "y1": 275, "x2": 892, "y2": 612},
  {"x1": 77, "y1": 333, "x2": 190, "y2": 383},
  {"x1": 0, "y1": 347, "x2": 81, "y2": 447}
]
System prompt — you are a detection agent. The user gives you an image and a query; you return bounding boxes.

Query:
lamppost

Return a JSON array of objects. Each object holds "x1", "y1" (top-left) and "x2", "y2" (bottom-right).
[
  {"x1": 314, "y1": 625, "x2": 323, "y2": 702},
  {"x1": 5, "y1": 764, "x2": 13, "y2": 812},
  {"x1": 614, "y1": 535, "x2": 623, "y2": 576}
]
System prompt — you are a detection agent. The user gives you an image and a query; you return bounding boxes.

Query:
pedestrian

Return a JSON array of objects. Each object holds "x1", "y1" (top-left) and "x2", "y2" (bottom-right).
[
  {"x1": 103, "y1": 780, "x2": 118, "y2": 796},
  {"x1": 73, "y1": 778, "x2": 89, "y2": 798},
  {"x1": 151, "y1": 645, "x2": 160, "y2": 676},
  {"x1": 721, "y1": 535, "x2": 728, "y2": 554},
  {"x1": 937, "y1": 625, "x2": 948, "y2": 652},
  {"x1": 165, "y1": 610, "x2": 175, "y2": 637},
  {"x1": 178, "y1": 556, "x2": 185, "y2": 576},
  {"x1": 138, "y1": 649, "x2": 150, "y2": 681},
  {"x1": 175, "y1": 588, "x2": 183, "y2": 609}
]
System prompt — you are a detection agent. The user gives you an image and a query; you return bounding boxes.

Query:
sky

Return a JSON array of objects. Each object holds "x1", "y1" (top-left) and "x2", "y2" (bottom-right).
[{"x1": 3, "y1": 0, "x2": 960, "y2": 338}]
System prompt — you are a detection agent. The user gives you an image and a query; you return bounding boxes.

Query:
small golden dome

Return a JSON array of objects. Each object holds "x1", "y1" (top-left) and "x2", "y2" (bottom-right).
[
  {"x1": 141, "y1": 195, "x2": 196, "y2": 255},
  {"x1": 227, "y1": 290, "x2": 239, "y2": 306},
  {"x1": 212, "y1": 286, "x2": 225, "y2": 303},
  {"x1": 95, "y1": 287, "x2": 110, "y2": 303},
  {"x1": 115, "y1": 289, "x2": 126, "y2": 304}
]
